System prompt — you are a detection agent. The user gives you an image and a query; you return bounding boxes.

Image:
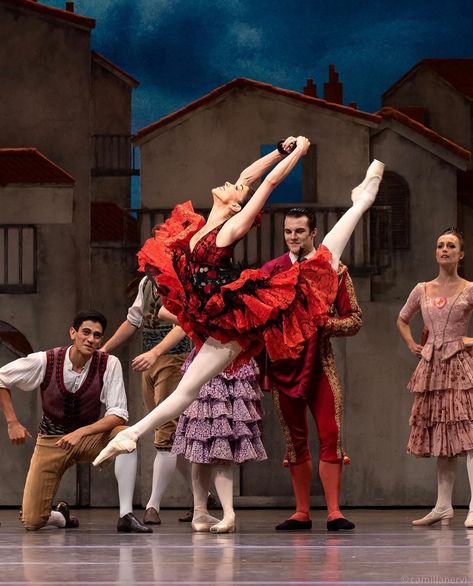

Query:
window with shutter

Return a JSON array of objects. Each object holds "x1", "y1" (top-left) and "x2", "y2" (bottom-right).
[
  {"x1": 372, "y1": 171, "x2": 410, "y2": 250},
  {"x1": 0, "y1": 225, "x2": 37, "y2": 293}
]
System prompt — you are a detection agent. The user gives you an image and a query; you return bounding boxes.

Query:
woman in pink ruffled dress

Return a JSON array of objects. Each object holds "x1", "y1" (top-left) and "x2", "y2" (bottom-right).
[{"x1": 397, "y1": 228, "x2": 473, "y2": 528}]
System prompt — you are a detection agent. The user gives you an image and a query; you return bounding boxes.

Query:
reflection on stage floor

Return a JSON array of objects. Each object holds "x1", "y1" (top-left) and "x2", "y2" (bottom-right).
[{"x1": 0, "y1": 508, "x2": 472, "y2": 585}]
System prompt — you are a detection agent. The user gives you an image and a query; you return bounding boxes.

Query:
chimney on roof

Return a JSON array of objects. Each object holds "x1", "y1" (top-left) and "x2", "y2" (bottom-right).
[
  {"x1": 65, "y1": 1, "x2": 74, "y2": 12},
  {"x1": 303, "y1": 79, "x2": 317, "y2": 98},
  {"x1": 323, "y1": 64, "x2": 343, "y2": 105}
]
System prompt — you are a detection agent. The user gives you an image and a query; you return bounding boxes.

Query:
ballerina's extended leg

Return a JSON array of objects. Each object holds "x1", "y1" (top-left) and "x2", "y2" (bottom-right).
[
  {"x1": 93, "y1": 337, "x2": 242, "y2": 467},
  {"x1": 322, "y1": 160, "x2": 384, "y2": 269}
]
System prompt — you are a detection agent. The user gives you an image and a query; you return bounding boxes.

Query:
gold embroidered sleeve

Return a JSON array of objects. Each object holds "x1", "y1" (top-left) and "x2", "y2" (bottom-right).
[{"x1": 324, "y1": 269, "x2": 362, "y2": 338}]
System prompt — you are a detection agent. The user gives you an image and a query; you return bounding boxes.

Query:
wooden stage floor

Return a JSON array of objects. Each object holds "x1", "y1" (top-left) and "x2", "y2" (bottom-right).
[{"x1": 1, "y1": 508, "x2": 472, "y2": 585}]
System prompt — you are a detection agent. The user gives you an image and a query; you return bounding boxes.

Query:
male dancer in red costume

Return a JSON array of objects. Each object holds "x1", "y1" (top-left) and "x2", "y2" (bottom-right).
[{"x1": 261, "y1": 208, "x2": 362, "y2": 531}]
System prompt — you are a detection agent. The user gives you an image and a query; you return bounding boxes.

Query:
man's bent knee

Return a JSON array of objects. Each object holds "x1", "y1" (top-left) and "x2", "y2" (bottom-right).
[{"x1": 22, "y1": 514, "x2": 49, "y2": 531}]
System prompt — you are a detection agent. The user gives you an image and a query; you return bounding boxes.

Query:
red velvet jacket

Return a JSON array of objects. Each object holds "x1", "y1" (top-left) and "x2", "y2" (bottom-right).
[{"x1": 260, "y1": 253, "x2": 362, "y2": 399}]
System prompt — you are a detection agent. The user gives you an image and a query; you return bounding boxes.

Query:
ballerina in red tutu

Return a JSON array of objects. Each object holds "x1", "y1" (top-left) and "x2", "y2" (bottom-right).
[{"x1": 94, "y1": 136, "x2": 384, "y2": 500}]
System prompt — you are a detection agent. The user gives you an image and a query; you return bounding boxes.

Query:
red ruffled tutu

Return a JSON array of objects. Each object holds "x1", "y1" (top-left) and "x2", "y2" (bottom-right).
[{"x1": 138, "y1": 201, "x2": 338, "y2": 366}]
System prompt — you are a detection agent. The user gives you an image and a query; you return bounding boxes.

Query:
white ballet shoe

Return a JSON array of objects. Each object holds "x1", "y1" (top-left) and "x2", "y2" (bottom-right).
[
  {"x1": 191, "y1": 514, "x2": 221, "y2": 532},
  {"x1": 210, "y1": 514, "x2": 236, "y2": 534},
  {"x1": 92, "y1": 429, "x2": 138, "y2": 469},
  {"x1": 351, "y1": 159, "x2": 385, "y2": 206},
  {"x1": 464, "y1": 510, "x2": 473, "y2": 528},
  {"x1": 412, "y1": 507, "x2": 453, "y2": 526}
]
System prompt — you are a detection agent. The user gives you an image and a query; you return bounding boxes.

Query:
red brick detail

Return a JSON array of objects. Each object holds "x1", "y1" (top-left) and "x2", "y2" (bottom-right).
[
  {"x1": 378, "y1": 107, "x2": 470, "y2": 161},
  {"x1": 324, "y1": 64, "x2": 343, "y2": 104},
  {"x1": 303, "y1": 79, "x2": 317, "y2": 97},
  {"x1": 91, "y1": 201, "x2": 138, "y2": 243},
  {"x1": 0, "y1": 0, "x2": 95, "y2": 29},
  {"x1": 134, "y1": 78, "x2": 380, "y2": 143},
  {"x1": 0, "y1": 148, "x2": 75, "y2": 186}
]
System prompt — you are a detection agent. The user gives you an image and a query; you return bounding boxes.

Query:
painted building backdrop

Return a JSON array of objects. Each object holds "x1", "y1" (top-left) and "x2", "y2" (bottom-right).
[{"x1": 0, "y1": 0, "x2": 472, "y2": 510}]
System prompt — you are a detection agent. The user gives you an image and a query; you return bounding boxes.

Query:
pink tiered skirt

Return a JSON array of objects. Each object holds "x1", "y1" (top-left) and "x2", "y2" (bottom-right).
[{"x1": 407, "y1": 347, "x2": 473, "y2": 457}]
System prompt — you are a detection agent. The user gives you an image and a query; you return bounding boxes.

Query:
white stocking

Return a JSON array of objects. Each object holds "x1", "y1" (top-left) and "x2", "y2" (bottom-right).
[
  {"x1": 146, "y1": 450, "x2": 177, "y2": 511},
  {"x1": 467, "y1": 450, "x2": 473, "y2": 511},
  {"x1": 434, "y1": 456, "x2": 456, "y2": 511},
  {"x1": 114, "y1": 451, "x2": 138, "y2": 517},
  {"x1": 192, "y1": 463, "x2": 218, "y2": 524},
  {"x1": 322, "y1": 176, "x2": 381, "y2": 270},
  {"x1": 212, "y1": 464, "x2": 234, "y2": 524},
  {"x1": 125, "y1": 338, "x2": 241, "y2": 439}
]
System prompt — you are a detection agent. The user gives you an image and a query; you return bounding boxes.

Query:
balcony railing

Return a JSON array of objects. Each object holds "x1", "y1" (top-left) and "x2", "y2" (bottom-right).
[
  {"x1": 127, "y1": 205, "x2": 392, "y2": 276},
  {"x1": 0, "y1": 225, "x2": 37, "y2": 294},
  {"x1": 92, "y1": 134, "x2": 139, "y2": 176}
]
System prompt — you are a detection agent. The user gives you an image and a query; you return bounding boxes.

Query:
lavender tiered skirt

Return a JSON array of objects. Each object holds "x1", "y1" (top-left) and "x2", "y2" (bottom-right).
[{"x1": 171, "y1": 355, "x2": 267, "y2": 464}]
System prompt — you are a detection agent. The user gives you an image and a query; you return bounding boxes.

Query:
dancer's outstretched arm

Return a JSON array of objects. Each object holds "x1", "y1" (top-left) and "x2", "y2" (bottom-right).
[
  {"x1": 322, "y1": 160, "x2": 384, "y2": 270},
  {"x1": 236, "y1": 136, "x2": 296, "y2": 186},
  {"x1": 222, "y1": 136, "x2": 310, "y2": 243}
]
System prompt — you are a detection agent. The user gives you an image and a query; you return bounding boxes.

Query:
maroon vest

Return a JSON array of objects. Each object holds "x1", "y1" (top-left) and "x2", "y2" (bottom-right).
[{"x1": 40, "y1": 347, "x2": 108, "y2": 432}]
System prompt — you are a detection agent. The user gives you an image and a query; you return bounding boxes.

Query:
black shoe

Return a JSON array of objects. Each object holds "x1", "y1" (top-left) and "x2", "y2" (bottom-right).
[
  {"x1": 143, "y1": 507, "x2": 161, "y2": 525},
  {"x1": 275, "y1": 518, "x2": 312, "y2": 531},
  {"x1": 56, "y1": 502, "x2": 80, "y2": 528},
  {"x1": 117, "y1": 513, "x2": 153, "y2": 533},
  {"x1": 178, "y1": 508, "x2": 193, "y2": 523},
  {"x1": 327, "y1": 517, "x2": 355, "y2": 531}
]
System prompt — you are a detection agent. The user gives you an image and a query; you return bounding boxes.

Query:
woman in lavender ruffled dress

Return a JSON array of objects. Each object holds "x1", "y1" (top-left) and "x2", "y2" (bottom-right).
[
  {"x1": 397, "y1": 228, "x2": 473, "y2": 528},
  {"x1": 171, "y1": 352, "x2": 266, "y2": 533}
]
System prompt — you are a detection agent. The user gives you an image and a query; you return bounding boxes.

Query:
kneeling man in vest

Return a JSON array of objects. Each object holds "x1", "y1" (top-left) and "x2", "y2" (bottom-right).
[{"x1": 0, "y1": 310, "x2": 151, "y2": 533}]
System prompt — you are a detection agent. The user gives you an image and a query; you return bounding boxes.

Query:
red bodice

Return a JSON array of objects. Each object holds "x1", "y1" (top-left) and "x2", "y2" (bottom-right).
[{"x1": 137, "y1": 201, "x2": 338, "y2": 366}]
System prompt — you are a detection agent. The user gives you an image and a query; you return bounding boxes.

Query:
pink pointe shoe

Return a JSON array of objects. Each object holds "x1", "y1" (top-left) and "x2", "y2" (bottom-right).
[
  {"x1": 191, "y1": 514, "x2": 221, "y2": 532},
  {"x1": 351, "y1": 159, "x2": 385, "y2": 206},
  {"x1": 464, "y1": 510, "x2": 473, "y2": 528},
  {"x1": 412, "y1": 507, "x2": 454, "y2": 526},
  {"x1": 210, "y1": 513, "x2": 236, "y2": 534},
  {"x1": 92, "y1": 429, "x2": 138, "y2": 469}
]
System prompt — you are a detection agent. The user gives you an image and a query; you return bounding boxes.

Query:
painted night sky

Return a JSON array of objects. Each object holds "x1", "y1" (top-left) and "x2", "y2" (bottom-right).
[{"x1": 46, "y1": 0, "x2": 473, "y2": 133}]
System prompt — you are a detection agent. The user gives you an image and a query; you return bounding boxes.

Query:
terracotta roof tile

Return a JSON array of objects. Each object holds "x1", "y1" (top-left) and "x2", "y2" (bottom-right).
[
  {"x1": 377, "y1": 107, "x2": 471, "y2": 161},
  {"x1": 0, "y1": 148, "x2": 75, "y2": 186},
  {"x1": 134, "y1": 77, "x2": 380, "y2": 143},
  {"x1": 91, "y1": 201, "x2": 138, "y2": 243},
  {"x1": 0, "y1": 0, "x2": 95, "y2": 29}
]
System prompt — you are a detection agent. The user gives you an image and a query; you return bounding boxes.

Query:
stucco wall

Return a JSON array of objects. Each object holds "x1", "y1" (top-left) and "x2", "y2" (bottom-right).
[
  {"x1": 383, "y1": 68, "x2": 472, "y2": 154},
  {"x1": 0, "y1": 5, "x2": 92, "y2": 505},
  {"x1": 139, "y1": 86, "x2": 373, "y2": 210},
  {"x1": 91, "y1": 59, "x2": 134, "y2": 208}
]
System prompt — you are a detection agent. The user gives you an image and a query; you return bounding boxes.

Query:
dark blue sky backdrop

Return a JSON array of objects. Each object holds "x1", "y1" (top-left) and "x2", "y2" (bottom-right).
[{"x1": 49, "y1": 0, "x2": 473, "y2": 132}]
